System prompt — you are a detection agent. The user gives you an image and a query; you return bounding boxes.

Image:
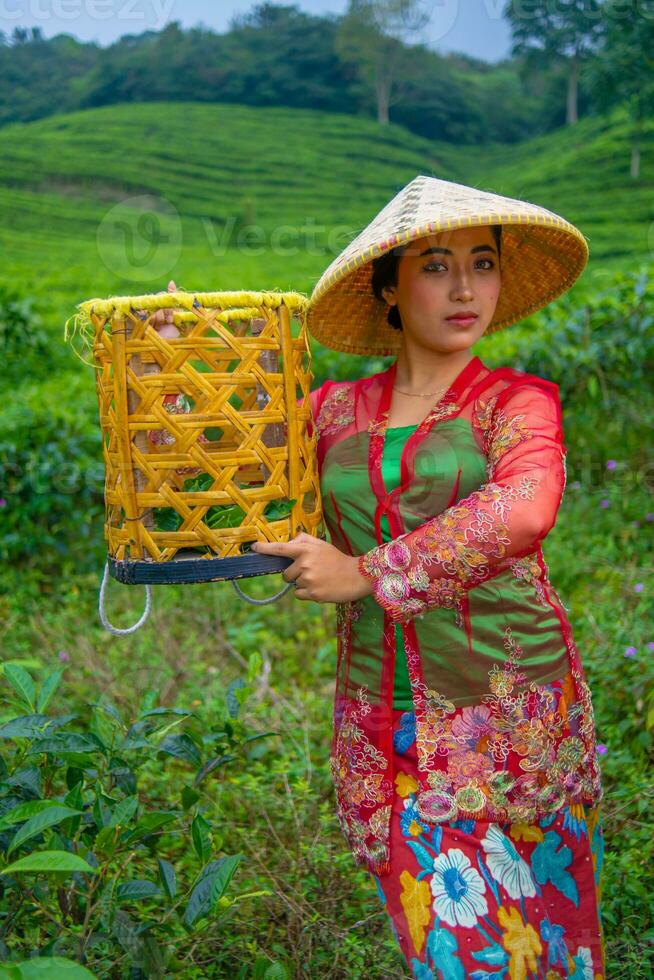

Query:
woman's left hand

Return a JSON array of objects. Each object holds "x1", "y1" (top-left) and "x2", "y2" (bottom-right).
[{"x1": 250, "y1": 533, "x2": 373, "y2": 604}]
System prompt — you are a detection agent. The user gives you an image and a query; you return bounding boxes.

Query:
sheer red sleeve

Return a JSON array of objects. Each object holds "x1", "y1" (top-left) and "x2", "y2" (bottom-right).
[
  {"x1": 297, "y1": 383, "x2": 325, "y2": 440},
  {"x1": 357, "y1": 380, "x2": 567, "y2": 624}
]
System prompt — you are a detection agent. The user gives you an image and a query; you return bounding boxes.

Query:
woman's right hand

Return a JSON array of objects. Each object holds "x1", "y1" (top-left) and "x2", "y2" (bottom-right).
[{"x1": 138, "y1": 279, "x2": 180, "y2": 338}]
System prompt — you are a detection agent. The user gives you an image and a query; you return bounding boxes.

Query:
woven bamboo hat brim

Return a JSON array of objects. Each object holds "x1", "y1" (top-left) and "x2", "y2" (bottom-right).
[{"x1": 307, "y1": 174, "x2": 589, "y2": 356}]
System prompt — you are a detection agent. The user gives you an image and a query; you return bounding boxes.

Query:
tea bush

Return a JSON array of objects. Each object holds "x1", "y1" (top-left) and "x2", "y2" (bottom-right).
[
  {"x1": 0, "y1": 653, "x2": 292, "y2": 977},
  {"x1": 0, "y1": 373, "x2": 104, "y2": 583},
  {"x1": 0, "y1": 285, "x2": 53, "y2": 390}
]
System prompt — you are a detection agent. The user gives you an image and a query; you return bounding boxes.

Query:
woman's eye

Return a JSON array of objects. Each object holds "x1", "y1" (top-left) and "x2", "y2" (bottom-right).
[{"x1": 424, "y1": 259, "x2": 494, "y2": 272}]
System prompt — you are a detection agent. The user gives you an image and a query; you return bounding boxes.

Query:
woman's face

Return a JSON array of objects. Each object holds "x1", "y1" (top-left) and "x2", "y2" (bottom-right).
[{"x1": 381, "y1": 225, "x2": 501, "y2": 353}]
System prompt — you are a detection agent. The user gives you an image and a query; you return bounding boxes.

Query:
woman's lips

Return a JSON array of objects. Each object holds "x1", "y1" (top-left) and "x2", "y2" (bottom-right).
[{"x1": 446, "y1": 315, "x2": 478, "y2": 326}]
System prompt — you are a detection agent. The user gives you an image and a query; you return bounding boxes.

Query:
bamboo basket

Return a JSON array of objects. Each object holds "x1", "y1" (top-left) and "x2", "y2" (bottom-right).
[{"x1": 66, "y1": 289, "x2": 324, "y2": 592}]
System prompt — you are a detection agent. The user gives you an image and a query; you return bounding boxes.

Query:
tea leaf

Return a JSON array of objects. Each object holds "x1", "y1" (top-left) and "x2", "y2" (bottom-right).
[
  {"x1": 0, "y1": 800, "x2": 70, "y2": 832},
  {"x1": 152, "y1": 508, "x2": 183, "y2": 532},
  {"x1": 0, "y1": 850, "x2": 96, "y2": 875},
  {"x1": 209, "y1": 853, "x2": 242, "y2": 909},
  {"x1": 158, "y1": 857, "x2": 177, "y2": 900},
  {"x1": 116, "y1": 879, "x2": 161, "y2": 902},
  {"x1": 8, "y1": 805, "x2": 84, "y2": 854},
  {"x1": 157, "y1": 733, "x2": 202, "y2": 766},
  {"x1": 36, "y1": 669, "x2": 65, "y2": 713},
  {"x1": 191, "y1": 813, "x2": 212, "y2": 863},
  {"x1": 262, "y1": 498, "x2": 297, "y2": 521},
  {"x1": 0, "y1": 956, "x2": 97, "y2": 978},
  {"x1": 2, "y1": 665, "x2": 35, "y2": 712}
]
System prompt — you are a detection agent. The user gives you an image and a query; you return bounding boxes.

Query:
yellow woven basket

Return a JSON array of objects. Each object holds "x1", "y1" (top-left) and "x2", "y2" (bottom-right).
[{"x1": 65, "y1": 288, "x2": 324, "y2": 628}]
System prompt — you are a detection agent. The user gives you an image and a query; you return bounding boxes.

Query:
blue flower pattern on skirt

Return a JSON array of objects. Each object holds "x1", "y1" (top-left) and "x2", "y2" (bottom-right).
[{"x1": 371, "y1": 709, "x2": 606, "y2": 979}]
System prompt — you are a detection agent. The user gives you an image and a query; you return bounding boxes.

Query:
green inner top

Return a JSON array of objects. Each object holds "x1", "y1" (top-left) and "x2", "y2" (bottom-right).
[
  {"x1": 322, "y1": 415, "x2": 570, "y2": 708},
  {"x1": 380, "y1": 423, "x2": 419, "y2": 712}
]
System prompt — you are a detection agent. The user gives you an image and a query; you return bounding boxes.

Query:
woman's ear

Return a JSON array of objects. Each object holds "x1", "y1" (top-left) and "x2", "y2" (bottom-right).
[{"x1": 381, "y1": 285, "x2": 397, "y2": 306}]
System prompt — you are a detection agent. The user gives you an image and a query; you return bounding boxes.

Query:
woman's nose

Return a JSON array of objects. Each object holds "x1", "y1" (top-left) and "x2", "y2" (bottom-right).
[{"x1": 450, "y1": 279, "x2": 474, "y2": 300}]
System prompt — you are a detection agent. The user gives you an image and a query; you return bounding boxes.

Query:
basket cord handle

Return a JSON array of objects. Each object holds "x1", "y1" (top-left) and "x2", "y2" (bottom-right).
[
  {"x1": 98, "y1": 561, "x2": 153, "y2": 635},
  {"x1": 98, "y1": 562, "x2": 295, "y2": 634},
  {"x1": 230, "y1": 578, "x2": 296, "y2": 605}
]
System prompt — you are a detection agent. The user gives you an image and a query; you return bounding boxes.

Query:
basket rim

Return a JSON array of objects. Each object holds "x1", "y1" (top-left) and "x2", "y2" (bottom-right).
[{"x1": 76, "y1": 289, "x2": 310, "y2": 318}]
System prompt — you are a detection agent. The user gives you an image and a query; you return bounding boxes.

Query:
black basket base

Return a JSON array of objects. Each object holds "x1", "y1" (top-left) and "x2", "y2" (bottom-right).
[{"x1": 108, "y1": 550, "x2": 293, "y2": 585}]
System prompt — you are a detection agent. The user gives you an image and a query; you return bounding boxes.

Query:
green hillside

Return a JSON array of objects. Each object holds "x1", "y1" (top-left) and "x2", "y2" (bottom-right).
[{"x1": 0, "y1": 99, "x2": 651, "y2": 339}]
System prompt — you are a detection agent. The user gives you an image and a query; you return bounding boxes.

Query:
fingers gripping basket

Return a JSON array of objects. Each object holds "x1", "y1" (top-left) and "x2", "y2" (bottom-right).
[{"x1": 66, "y1": 289, "x2": 324, "y2": 631}]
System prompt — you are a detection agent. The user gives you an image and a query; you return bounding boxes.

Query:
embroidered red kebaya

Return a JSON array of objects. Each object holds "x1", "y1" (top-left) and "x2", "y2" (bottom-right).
[{"x1": 303, "y1": 355, "x2": 603, "y2": 877}]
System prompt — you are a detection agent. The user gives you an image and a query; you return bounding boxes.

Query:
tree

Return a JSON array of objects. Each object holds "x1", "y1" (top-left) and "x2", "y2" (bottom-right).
[
  {"x1": 585, "y1": 1, "x2": 654, "y2": 179},
  {"x1": 229, "y1": 2, "x2": 304, "y2": 30},
  {"x1": 10, "y1": 26, "x2": 46, "y2": 45},
  {"x1": 335, "y1": 0, "x2": 432, "y2": 125},
  {"x1": 504, "y1": 0, "x2": 604, "y2": 125}
]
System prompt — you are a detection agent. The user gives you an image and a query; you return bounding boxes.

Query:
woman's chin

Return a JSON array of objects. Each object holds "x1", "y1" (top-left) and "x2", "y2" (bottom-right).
[{"x1": 412, "y1": 336, "x2": 478, "y2": 354}]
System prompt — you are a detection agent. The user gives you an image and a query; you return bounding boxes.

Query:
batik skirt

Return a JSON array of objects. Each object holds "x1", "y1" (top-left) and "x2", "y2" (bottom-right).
[{"x1": 370, "y1": 707, "x2": 606, "y2": 979}]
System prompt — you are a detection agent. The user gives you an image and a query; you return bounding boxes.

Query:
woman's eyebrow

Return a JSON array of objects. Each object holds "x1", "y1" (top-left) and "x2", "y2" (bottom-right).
[{"x1": 419, "y1": 244, "x2": 497, "y2": 256}]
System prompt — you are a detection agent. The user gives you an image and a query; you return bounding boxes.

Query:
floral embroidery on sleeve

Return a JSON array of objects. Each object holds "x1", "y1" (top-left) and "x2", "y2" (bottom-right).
[
  {"x1": 315, "y1": 384, "x2": 355, "y2": 437},
  {"x1": 359, "y1": 477, "x2": 540, "y2": 624},
  {"x1": 357, "y1": 381, "x2": 566, "y2": 625},
  {"x1": 509, "y1": 554, "x2": 552, "y2": 607},
  {"x1": 474, "y1": 394, "x2": 533, "y2": 479}
]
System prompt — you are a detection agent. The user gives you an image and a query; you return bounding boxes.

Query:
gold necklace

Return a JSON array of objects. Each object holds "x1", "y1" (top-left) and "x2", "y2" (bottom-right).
[{"x1": 392, "y1": 384, "x2": 450, "y2": 399}]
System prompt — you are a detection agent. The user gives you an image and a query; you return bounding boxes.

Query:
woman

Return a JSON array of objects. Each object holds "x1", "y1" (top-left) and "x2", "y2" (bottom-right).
[{"x1": 252, "y1": 175, "x2": 606, "y2": 977}]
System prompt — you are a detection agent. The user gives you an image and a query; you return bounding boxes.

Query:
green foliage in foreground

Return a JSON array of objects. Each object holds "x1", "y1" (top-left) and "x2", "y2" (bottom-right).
[{"x1": 0, "y1": 655, "x2": 298, "y2": 977}]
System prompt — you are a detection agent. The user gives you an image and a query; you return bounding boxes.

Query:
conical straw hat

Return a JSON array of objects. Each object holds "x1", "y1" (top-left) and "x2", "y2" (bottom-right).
[{"x1": 307, "y1": 173, "x2": 589, "y2": 356}]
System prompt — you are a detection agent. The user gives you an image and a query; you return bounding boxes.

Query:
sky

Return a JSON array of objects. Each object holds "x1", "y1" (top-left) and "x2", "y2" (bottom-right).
[{"x1": 0, "y1": 0, "x2": 513, "y2": 63}]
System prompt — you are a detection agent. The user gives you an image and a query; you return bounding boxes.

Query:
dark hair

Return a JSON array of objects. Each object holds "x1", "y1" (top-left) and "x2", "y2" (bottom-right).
[{"x1": 371, "y1": 225, "x2": 503, "y2": 332}]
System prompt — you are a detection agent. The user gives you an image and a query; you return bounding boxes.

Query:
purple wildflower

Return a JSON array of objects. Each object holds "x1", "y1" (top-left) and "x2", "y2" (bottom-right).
[
  {"x1": 606, "y1": 460, "x2": 617, "y2": 471},
  {"x1": 0, "y1": 499, "x2": 6, "y2": 507},
  {"x1": 624, "y1": 646, "x2": 637, "y2": 657},
  {"x1": 634, "y1": 583, "x2": 644, "y2": 593},
  {"x1": 58, "y1": 650, "x2": 71, "y2": 662},
  {"x1": 596, "y1": 744, "x2": 607, "y2": 755},
  {"x1": 600, "y1": 499, "x2": 610, "y2": 508}
]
